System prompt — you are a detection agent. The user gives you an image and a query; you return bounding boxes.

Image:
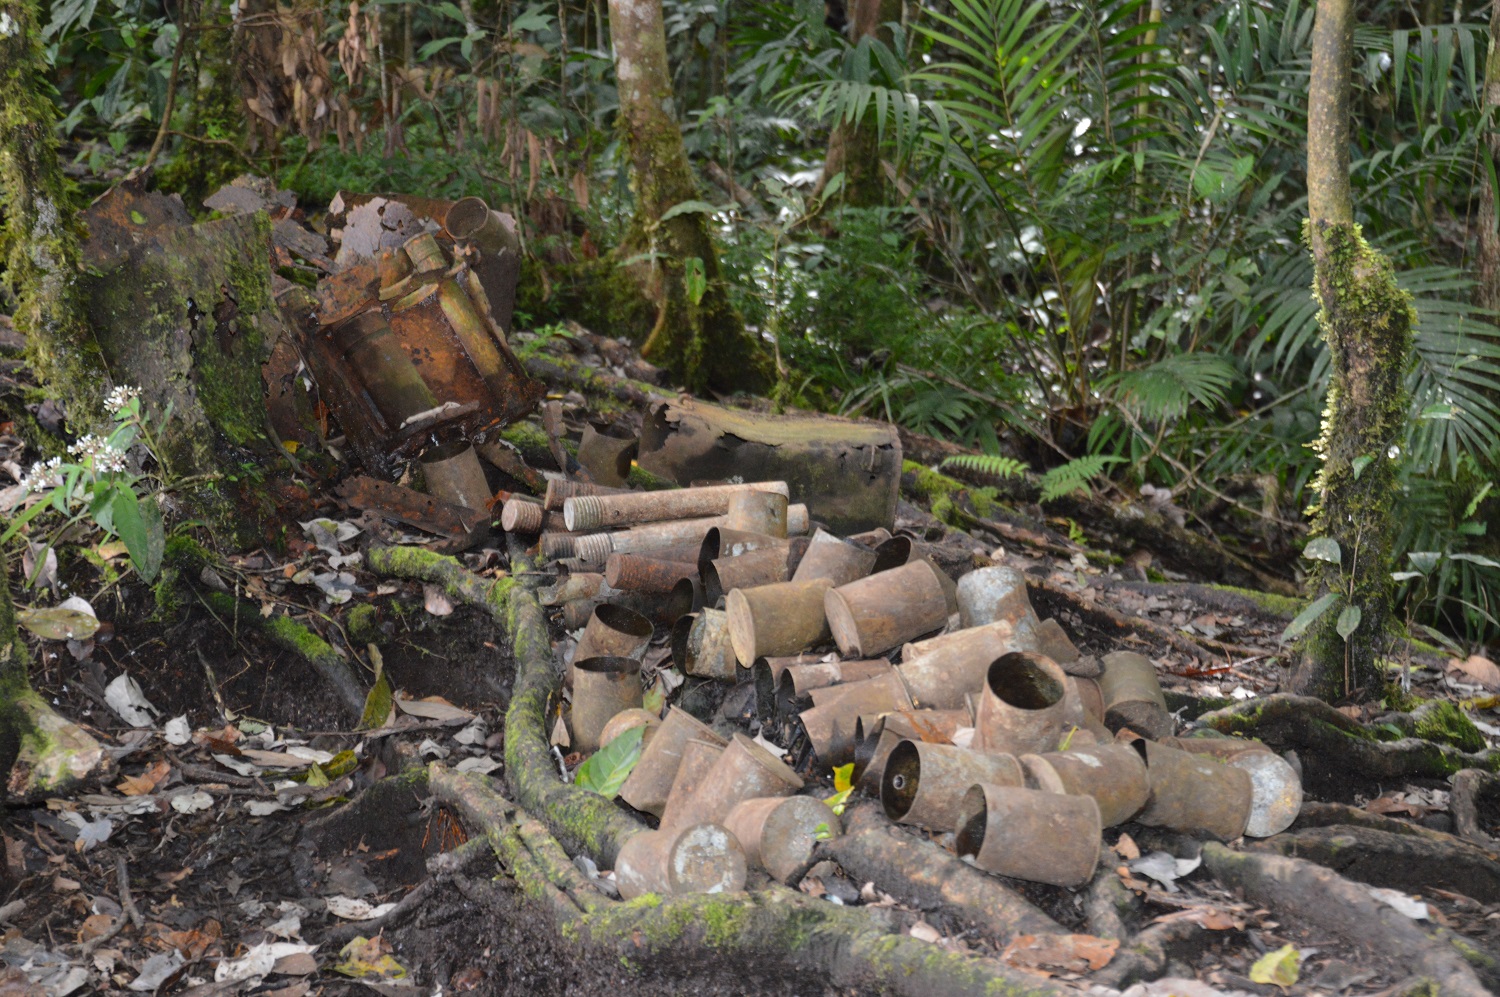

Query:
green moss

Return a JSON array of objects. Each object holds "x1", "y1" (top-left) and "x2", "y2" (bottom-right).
[
  {"x1": 1411, "y1": 700, "x2": 1486, "y2": 753},
  {"x1": 1208, "y1": 584, "x2": 1302, "y2": 619},
  {"x1": 346, "y1": 603, "x2": 381, "y2": 646}
]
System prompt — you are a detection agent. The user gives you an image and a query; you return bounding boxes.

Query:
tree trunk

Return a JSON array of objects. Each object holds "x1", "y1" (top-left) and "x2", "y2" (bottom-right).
[
  {"x1": 1292, "y1": 0, "x2": 1414, "y2": 701},
  {"x1": 606, "y1": 0, "x2": 771, "y2": 393},
  {"x1": 1477, "y1": 0, "x2": 1500, "y2": 313},
  {"x1": 156, "y1": 0, "x2": 250, "y2": 201},
  {"x1": 0, "y1": 0, "x2": 111, "y2": 431},
  {"x1": 815, "y1": 0, "x2": 902, "y2": 206}
]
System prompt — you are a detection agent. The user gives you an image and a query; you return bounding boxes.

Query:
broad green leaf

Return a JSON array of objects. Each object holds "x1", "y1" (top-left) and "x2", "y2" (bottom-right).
[
  {"x1": 1408, "y1": 551, "x2": 1442, "y2": 574},
  {"x1": 659, "y1": 199, "x2": 723, "y2": 223},
  {"x1": 359, "y1": 672, "x2": 393, "y2": 730},
  {"x1": 574, "y1": 725, "x2": 645, "y2": 799},
  {"x1": 1302, "y1": 537, "x2": 1341, "y2": 564},
  {"x1": 1281, "y1": 593, "x2": 1339, "y2": 642},
  {"x1": 642, "y1": 683, "x2": 664, "y2": 716},
  {"x1": 1249, "y1": 944, "x2": 1300, "y2": 987},
  {"x1": 1350, "y1": 455, "x2": 1373, "y2": 480},
  {"x1": 1391, "y1": 571, "x2": 1424, "y2": 582},
  {"x1": 16, "y1": 607, "x2": 100, "y2": 641},
  {"x1": 1336, "y1": 605, "x2": 1362, "y2": 640},
  {"x1": 684, "y1": 256, "x2": 707, "y2": 307},
  {"x1": 1448, "y1": 552, "x2": 1500, "y2": 569}
]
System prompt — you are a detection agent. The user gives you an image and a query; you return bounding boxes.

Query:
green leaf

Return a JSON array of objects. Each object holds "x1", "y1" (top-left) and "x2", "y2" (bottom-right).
[
  {"x1": 1408, "y1": 551, "x2": 1442, "y2": 574},
  {"x1": 833, "y1": 762, "x2": 854, "y2": 793},
  {"x1": 1281, "y1": 593, "x2": 1339, "y2": 642},
  {"x1": 1335, "y1": 605, "x2": 1362, "y2": 640},
  {"x1": 573, "y1": 725, "x2": 645, "y2": 799},
  {"x1": 684, "y1": 256, "x2": 707, "y2": 307},
  {"x1": 1448, "y1": 552, "x2": 1500, "y2": 569},
  {"x1": 659, "y1": 199, "x2": 725, "y2": 222},
  {"x1": 1248, "y1": 944, "x2": 1300, "y2": 987},
  {"x1": 1391, "y1": 571, "x2": 1424, "y2": 582},
  {"x1": 1038, "y1": 455, "x2": 1126, "y2": 503},
  {"x1": 1350, "y1": 455, "x2": 1373, "y2": 480},
  {"x1": 1302, "y1": 537, "x2": 1341, "y2": 564},
  {"x1": 16, "y1": 607, "x2": 100, "y2": 641},
  {"x1": 110, "y1": 489, "x2": 164, "y2": 582},
  {"x1": 642, "y1": 683, "x2": 664, "y2": 716},
  {"x1": 359, "y1": 672, "x2": 393, "y2": 730}
]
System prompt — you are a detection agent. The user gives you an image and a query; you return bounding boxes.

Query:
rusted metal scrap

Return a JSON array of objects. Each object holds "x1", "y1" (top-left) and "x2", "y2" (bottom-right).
[{"x1": 335, "y1": 475, "x2": 487, "y2": 539}]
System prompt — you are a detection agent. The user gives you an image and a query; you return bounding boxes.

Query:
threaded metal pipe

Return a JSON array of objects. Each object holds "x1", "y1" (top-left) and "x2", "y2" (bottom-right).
[
  {"x1": 544, "y1": 478, "x2": 632, "y2": 511},
  {"x1": 501, "y1": 499, "x2": 545, "y2": 534},
  {"x1": 540, "y1": 531, "x2": 581, "y2": 559},
  {"x1": 563, "y1": 481, "x2": 790, "y2": 531},
  {"x1": 574, "y1": 533, "x2": 616, "y2": 565}
]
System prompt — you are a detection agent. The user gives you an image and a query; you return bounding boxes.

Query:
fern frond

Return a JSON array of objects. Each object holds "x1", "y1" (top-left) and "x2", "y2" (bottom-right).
[
  {"x1": 1039, "y1": 455, "x2": 1127, "y2": 503},
  {"x1": 1102, "y1": 354, "x2": 1238, "y2": 421},
  {"x1": 939, "y1": 454, "x2": 1031, "y2": 483}
]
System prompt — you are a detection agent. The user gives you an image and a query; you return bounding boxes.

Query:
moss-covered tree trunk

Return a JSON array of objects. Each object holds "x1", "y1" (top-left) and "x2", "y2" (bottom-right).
[
  {"x1": 814, "y1": 0, "x2": 902, "y2": 206},
  {"x1": 606, "y1": 0, "x2": 771, "y2": 393},
  {"x1": 1292, "y1": 0, "x2": 1414, "y2": 701},
  {"x1": 0, "y1": 0, "x2": 111, "y2": 430},
  {"x1": 1477, "y1": 0, "x2": 1500, "y2": 313}
]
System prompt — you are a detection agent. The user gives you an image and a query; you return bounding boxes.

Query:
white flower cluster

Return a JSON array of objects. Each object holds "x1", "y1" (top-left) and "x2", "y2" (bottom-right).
[
  {"x1": 20, "y1": 457, "x2": 62, "y2": 493},
  {"x1": 104, "y1": 385, "x2": 141, "y2": 416},
  {"x1": 68, "y1": 435, "x2": 128, "y2": 473}
]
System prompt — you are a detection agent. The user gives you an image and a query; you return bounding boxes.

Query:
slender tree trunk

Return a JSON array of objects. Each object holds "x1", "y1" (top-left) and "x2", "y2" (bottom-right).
[
  {"x1": 607, "y1": 0, "x2": 770, "y2": 393},
  {"x1": 1477, "y1": 0, "x2": 1500, "y2": 313},
  {"x1": 157, "y1": 0, "x2": 250, "y2": 200},
  {"x1": 0, "y1": 0, "x2": 111, "y2": 430},
  {"x1": 814, "y1": 0, "x2": 902, "y2": 206},
  {"x1": 1292, "y1": 0, "x2": 1414, "y2": 701}
]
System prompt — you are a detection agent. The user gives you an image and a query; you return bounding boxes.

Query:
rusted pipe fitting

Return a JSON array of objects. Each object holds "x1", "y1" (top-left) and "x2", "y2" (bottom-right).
[
  {"x1": 604, "y1": 549, "x2": 699, "y2": 594},
  {"x1": 956, "y1": 566, "x2": 1038, "y2": 630},
  {"x1": 563, "y1": 481, "x2": 790, "y2": 531},
  {"x1": 571, "y1": 656, "x2": 643, "y2": 754},
  {"x1": 791, "y1": 529, "x2": 878, "y2": 587},
  {"x1": 403, "y1": 231, "x2": 448, "y2": 272},
  {"x1": 845, "y1": 527, "x2": 892, "y2": 547},
  {"x1": 751, "y1": 653, "x2": 825, "y2": 720},
  {"x1": 544, "y1": 478, "x2": 631, "y2": 511},
  {"x1": 880, "y1": 739, "x2": 1023, "y2": 831},
  {"x1": 1159, "y1": 736, "x2": 1301, "y2": 837},
  {"x1": 955, "y1": 783, "x2": 1101, "y2": 887},
  {"x1": 613, "y1": 823, "x2": 746, "y2": 900},
  {"x1": 1019, "y1": 743, "x2": 1149, "y2": 827},
  {"x1": 539, "y1": 531, "x2": 583, "y2": 560},
  {"x1": 674, "y1": 733, "x2": 805, "y2": 827},
  {"x1": 724, "y1": 796, "x2": 840, "y2": 884},
  {"x1": 798, "y1": 673, "x2": 914, "y2": 765},
  {"x1": 577, "y1": 423, "x2": 638, "y2": 488},
  {"x1": 1131, "y1": 739, "x2": 1253, "y2": 840},
  {"x1": 972, "y1": 652, "x2": 1080, "y2": 756},
  {"x1": 726, "y1": 578, "x2": 835, "y2": 666},
  {"x1": 619, "y1": 707, "x2": 727, "y2": 817},
  {"x1": 444, "y1": 197, "x2": 521, "y2": 256},
  {"x1": 725, "y1": 490, "x2": 790, "y2": 537},
  {"x1": 501, "y1": 498, "x2": 568, "y2": 534},
  {"x1": 1099, "y1": 651, "x2": 1173, "y2": 738},
  {"x1": 825, "y1": 560, "x2": 949, "y2": 658},
  {"x1": 660, "y1": 737, "x2": 729, "y2": 830},
  {"x1": 698, "y1": 528, "x2": 787, "y2": 569}
]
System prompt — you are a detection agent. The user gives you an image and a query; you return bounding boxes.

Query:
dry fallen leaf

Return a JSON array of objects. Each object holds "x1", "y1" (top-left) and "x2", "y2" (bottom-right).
[
  {"x1": 1449, "y1": 654, "x2": 1500, "y2": 689},
  {"x1": 117, "y1": 759, "x2": 172, "y2": 796},
  {"x1": 1113, "y1": 832, "x2": 1141, "y2": 861},
  {"x1": 1002, "y1": 933, "x2": 1119, "y2": 975}
]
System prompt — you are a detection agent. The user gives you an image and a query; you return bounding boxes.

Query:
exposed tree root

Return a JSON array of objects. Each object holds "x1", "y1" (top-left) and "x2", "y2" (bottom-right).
[
  {"x1": 1195, "y1": 694, "x2": 1500, "y2": 786},
  {"x1": 1248, "y1": 824, "x2": 1500, "y2": 903},
  {"x1": 828, "y1": 805, "x2": 1064, "y2": 941},
  {"x1": 1090, "y1": 919, "x2": 1205, "y2": 990},
  {"x1": 429, "y1": 765, "x2": 1066, "y2": 997},
  {"x1": 1201, "y1": 843, "x2": 1495, "y2": 995},
  {"x1": 1084, "y1": 861, "x2": 1137, "y2": 941},
  {"x1": 1451, "y1": 769, "x2": 1500, "y2": 849}
]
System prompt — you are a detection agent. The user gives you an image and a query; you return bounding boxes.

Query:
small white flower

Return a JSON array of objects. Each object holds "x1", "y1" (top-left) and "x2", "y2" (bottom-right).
[
  {"x1": 67, "y1": 434, "x2": 104, "y2": 459},
  {"x1": 103, "y1": 385, "x2": 141, "y2": 416},
  {"x1": 0, "y1": 13, "x2": 16, "y2": 39},
  {"x1": 93, "y1": 446, "x2": 128, "y2": 474},
  {"x1": 20, "y1": 457, "x2": 62, "y2": 493}
]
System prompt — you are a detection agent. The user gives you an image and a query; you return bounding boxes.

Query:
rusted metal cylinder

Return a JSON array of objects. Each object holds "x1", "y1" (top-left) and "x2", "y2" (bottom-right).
[
  {"x1": 751, "y1": 653, "x2": 825, "y2": 720},
  {"x1": 600, "y1": 708, "x2": 661, "y2": 749},
  {"x1": 724, "y1": 796, "x2": 840, "y2": 884},
  {"x1": 792, "y1": 529, "x2": 878, "y2": 587},
  {"x1": 660, "y1": 737, "x2": 729, "y2": 830},
  {"x1": 1072, "y1": 676, "x2": 1105, "y2": 721},
  {"x1": 956, "y1": 566, "x2": 1037, "y2": 630},
  {"x1": 444, "y1": 197, "x2": 522, "y2": 255},
  {"x1": 870, "y1": 537, "x2": 959, "y2": 614},
  {"x1": 619, "y1": 708, "x2": 727, "y2": 817},
  {"x1": 699, "y1": 528, "x2": 787, "y2": 568},
  {"x1": 403, "y1": 231, "x2": 448, "y2": 272},
  {"x1": 799, "y1": 672, "x2": 916, "y2": 764},
  {"x1": 574, "y1": 515, "x2": 733, "y2": 565},
  {"x1": 880, "y1": 739, "x2": 1023, "y2": 831},
  {"x1": 1034, "y1": 617, "x2": 1082, "y2": 665},
  {"x1": 1159, "y1": 736, "x2": 1301, "y2": 838},
  {"x1": 779, "y1": 658, "x2": 893, "y2": 705},
  {"x1": 574, "y1": 603, "x2": 654, "y2": 663},
  {"x1": 872, "y1": 708, "x2": 973, "y2": 744},
  {"x1": 436, "y1": 275, "x2": 514, "y2": 397},
  {"x1": 571, "y1": 656, "x2": 643, "y2": 754},
  {"x1": 675, "y1": 733, "x2": 805, "y2": 827},
  {"x1": 1020, "y1": 742, "x2": 1150, "y2": 827},
  {"x1": 420, "y1": 441, "x2": 493, "y2": 512},
  {"x1": 560, "y1": 599, "x2": 595, "y2": 630},
  {"x1": 1099, "y1": 651, "x2": 1173, "y2": 738},
  {"x1": 972, "y1": 652, "x2": 1079, "y2": 756},
  {"x1": 897, "y1": 622, "x2": 1026, "y2": 710},
  {"x1": 853, "y1": 725, "x2": 904, "y2": 795},
  {"x1": 674, "y1": 608, "x2": 737, "y2": 680},
  {"x1": 1131, "y1": 739, "x2": 1253, "y2": 840},
  {"x1": 704, "y1": 545, "x2": 796, "y2": 603},
  {"x1": 846, "y1": 527, "x2": 892, "y2": 547},
  {"x1": 544, "y1": 478, "x2": 631, "y2": 511},
  {"x1": 613, "y1": 823, "x2": 746, "y2": 900},
  {"x1": 825, "y1": 560, "x2": 949, "y2": 658},
  {"x1": 725, "y1": 578, "x2": 835, "y2": 666},
  {"x1": 604, "y1": 550, "x2": 699, "y2": 594},
  {"x1": 333, "y1": 311, "x2": 439, "y2": 429},
  {"x1": 725, "y1": 490, "x2": 790, "y2": 538},
  {"x1": 540, "y1": 531, "x2": 584, "y2": 560},
  {"x1": 564, "y1": 481, "x2": 790, "y2": 531},
  {"x1": 955, "y1": 784, "x2": 1101, "y2": 887},
  {"x1": 539, "y1": 572, "x2": 604, "y2": 606},
  {"x1": 901, "y1": 619, "x2": 1021, "y2": 661},
  {"x1": 503, "y1": 499, "x2": 570, "y2": 535},
  {"x1": 577, "y1": 423, "x2": 638, "y2": 488}
]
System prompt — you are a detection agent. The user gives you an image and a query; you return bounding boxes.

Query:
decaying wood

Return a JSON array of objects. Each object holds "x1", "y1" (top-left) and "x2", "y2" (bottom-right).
[
  {"x1": 1248, "y1": 823, "x2": 1500, "y2": 904},
  {"x1": 1202, "y1": 843, "x2": 1494, "y2": 995}
]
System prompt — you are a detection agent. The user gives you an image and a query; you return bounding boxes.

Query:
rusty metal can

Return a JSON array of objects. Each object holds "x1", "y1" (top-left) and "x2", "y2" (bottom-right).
[
  {"x1": 1019, "y1": 742, "x2": 1149, "y2": 827},
  {"x1": 619, "y1": 707, "x2": 727, "y2": 818},
  {"x1": 673, "y1": 733, "x2": 805, "y2": 827},
  {"x1": 570, "y1": 656, "x2": 643, "y2": 754},
  {"x1": 880, "y1": 739, "x2": 1023, "y2": 831},
  {"x1": 725, "y1": 490, "x2": 790, "y2": 537},
  {"x1": 613, "y1": 823, "x2": 747, "y2": 900},
  {"x1": 420, "y1": 441, "x2": 494, "y2": 513},
  {"x1": 972, "y1": 652, "x2": 1079, "y2": 756},
  {"x1": 791, "y1": 529, "x2": 878, "y2": 587},
  {"x1": 725, "y1": 578, "x2": 835, "y2": 666},
  {"x1": 1131, "y1": 739, "x2": 1252, "y2": 840},
  {"x1": 956, "y1": 566, "x2": 1037, "y2": 630},
  {"x1": 825, "y1": 559, "x2": 949, "y2": 658},
  {"x1": 724, "y1": 796, "x2": 840, "y2": 884},
  {"x1": 955, "y1": 783, "x2": 1101, "y2": 887}
]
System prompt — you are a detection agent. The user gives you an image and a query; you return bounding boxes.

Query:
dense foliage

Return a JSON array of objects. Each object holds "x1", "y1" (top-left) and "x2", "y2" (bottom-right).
[{"x1": 29, "y1": 0, "x2": 1500, "y2": 647}]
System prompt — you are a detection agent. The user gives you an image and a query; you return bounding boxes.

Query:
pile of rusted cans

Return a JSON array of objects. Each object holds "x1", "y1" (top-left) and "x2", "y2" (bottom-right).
[{"x1": 513, "y1": 480, "x2": 1302, "y2": 897}]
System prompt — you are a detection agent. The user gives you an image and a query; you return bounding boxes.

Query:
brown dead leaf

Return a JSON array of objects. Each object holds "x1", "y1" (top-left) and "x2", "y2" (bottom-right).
[
  {"x1": 1002, "y1": 933, "x2": 1119, "y2": 975},
  {"x1": 117, "y1": 760, "x2": 172, "y2": 796},
  {"x1": 1113, "y1": 833, "x2": 1140, "y2": 861},
  {"x1": 77, "y1": 913, "x2": 115, "y2": 942},
  {"x1": 273, "y1": 952, "x2": 319, "y2": 976},
  {"x1": 1449, "y1": 655, "x2": 1500, "y2": 689},
  {"x1": 1151, "y1": 907, "x2": 1240, "y2": 931},
  {"x1": 154, "y1": 920, "x2": 221, "y2": 960},
  {"x1": 908, "y1": 921, "x2": 942, "y2": 943}
]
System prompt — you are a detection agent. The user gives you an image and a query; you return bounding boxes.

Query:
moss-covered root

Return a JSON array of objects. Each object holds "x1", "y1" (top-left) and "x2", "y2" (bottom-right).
[
  {"x1": 0, "y1": 0, "x2": 110, "y2": 430},
  {"x1": 1202, "y1": 843, "x2": 1493, "y2": 996},
  {"x1": 365, "y1": 545, "x2": 516, "y2": 621},
  {"x1": 202, "y1": 591, "x2": 365, "y2": 718},
  {"x1": 429, "y1": 766, "x2": 1063, "y2": 997},
  {"x1": 1196, "y1": 694, "x2": 1500, "y2": 782},
  {"x1": 8, "y1": 687, "x2": 114, "y2": 799}
]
